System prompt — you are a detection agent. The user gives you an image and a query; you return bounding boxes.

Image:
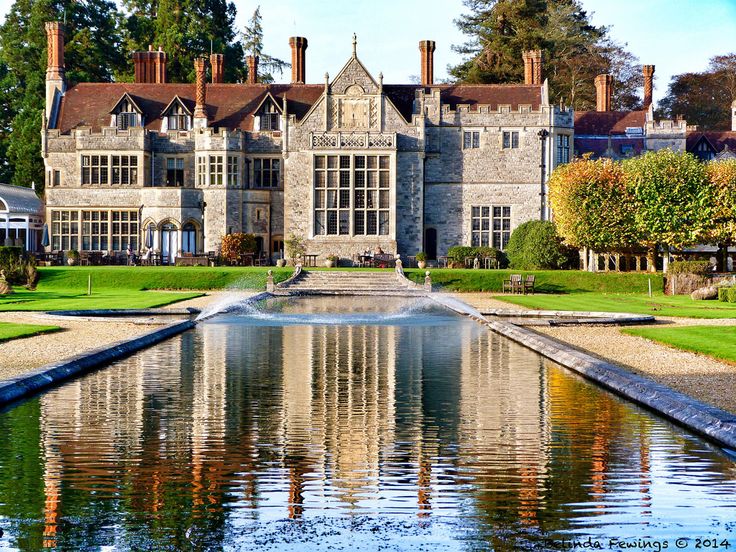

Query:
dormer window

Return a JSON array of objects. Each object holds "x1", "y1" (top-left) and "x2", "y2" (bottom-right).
[
  {"x1": 254, "y1": 94, "x2": 282, "y2": 132},
  {"x1": 161, "y1": 97, "x2": 192, "y2": 132},
  {"x1": 110, "y1": 94, "x2": 143, "y2": 130}
]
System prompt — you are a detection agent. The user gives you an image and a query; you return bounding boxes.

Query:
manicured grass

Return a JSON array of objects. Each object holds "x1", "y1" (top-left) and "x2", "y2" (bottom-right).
[
  {"x1": 0, "y1": 266, "x2": 294, "y2": 312},
  {"x1": 404, "y1": 268, "x2": 664, "y2": 294},
  {"x1": 0, "y1": 321, "x2": 61, "y2": 342},
  {"x1": 622, "y1": 325, "x2": 736, "y2": 363},
  {"x1": 495, "y1": 292, "x2": 736, "y2": 319}
]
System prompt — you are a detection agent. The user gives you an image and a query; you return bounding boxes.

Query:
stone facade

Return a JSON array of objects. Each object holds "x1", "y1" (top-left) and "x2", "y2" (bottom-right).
[{"x1": 42, "y1": 29, "x2": 573, "y2": 262}]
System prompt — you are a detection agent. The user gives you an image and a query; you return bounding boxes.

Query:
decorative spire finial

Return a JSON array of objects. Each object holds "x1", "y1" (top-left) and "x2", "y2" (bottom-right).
[{"x1": 352, "y1": 33, "x2": 357, "y2": 57}]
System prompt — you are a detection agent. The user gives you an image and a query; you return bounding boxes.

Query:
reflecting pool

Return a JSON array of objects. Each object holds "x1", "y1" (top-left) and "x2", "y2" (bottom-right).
[{"x1": 0, "y1": 297, "x2": 734, "y2": 551}]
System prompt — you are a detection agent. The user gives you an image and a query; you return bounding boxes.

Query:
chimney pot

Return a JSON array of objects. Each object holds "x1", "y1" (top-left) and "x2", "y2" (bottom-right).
[
  {"x1": 246, "y1": 55, "x2": 259, "y2": 84},
  {"x1": 289, "y1": 37, "x2": 308, "y2": 84},
  {"x1": 419, "y1": 40, "x2": 436, "y2": 86},
  {"x1": 210, "y1": 53, "x2": 224, "y2": 84},
  {"x1": 643, "y1": 65, "x2": 655, "y2": 108},
  {"x1": 45, "y1": 21, "x2": 65, "y2": 80},
  {"x1": 522, "y1": 50, "x2": 543, "y2": 85},
  {"x1": 595, "y1": 74, "x2": 614, "y2": 112},
  {"x1": 194, "y1": 57, "x2": 208, "y2": 124}
]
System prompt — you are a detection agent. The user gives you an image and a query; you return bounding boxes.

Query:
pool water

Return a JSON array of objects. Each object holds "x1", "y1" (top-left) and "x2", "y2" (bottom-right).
[{"x1": 0, "y1": 297, "x2": 734, "y2": 551}]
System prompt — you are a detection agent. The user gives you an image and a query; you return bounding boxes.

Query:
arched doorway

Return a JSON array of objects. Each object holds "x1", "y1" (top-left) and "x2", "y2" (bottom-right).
[
  {"x1": 424, "y1": 228, "x2": 437, "y2": 260},
  {"x1": 182, "y1": 223, "x2": 197, "y2": 254},
  {"x1": 160, "y1": 222, "x2": 178, "y2": 265}
]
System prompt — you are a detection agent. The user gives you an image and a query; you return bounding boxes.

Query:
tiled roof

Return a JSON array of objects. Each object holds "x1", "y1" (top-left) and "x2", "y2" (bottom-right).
[
  {"x1": 56, "y1": 83, "x2": 324, "y2": 133},
  {"x1": 574, "y1": 110, "x2": 647, "y2": 136},
  {"x1": 686, "y1": 131, "x2": 736, "y2": 153},
  {"x1": 0, "y1": 183, "x2": 43, "y2": 214},
  {"x1": 56, "y1": 82, "x2": 546, "y2": 133}
]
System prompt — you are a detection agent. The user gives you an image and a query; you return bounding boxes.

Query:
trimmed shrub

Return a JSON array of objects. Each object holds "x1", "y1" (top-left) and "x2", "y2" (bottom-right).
[
  {"x1": 0, "y1": 246, "x2": 37, "y2": 287},
  {"x1": 667, "y1": 261, "x2": 711, "y2": 276},
  {"x1": 723, "y1": 287, "x2": 736, "y2": 303},
  {"x1": 506, "y1": 221, "x2": 568, "y2": 270}
]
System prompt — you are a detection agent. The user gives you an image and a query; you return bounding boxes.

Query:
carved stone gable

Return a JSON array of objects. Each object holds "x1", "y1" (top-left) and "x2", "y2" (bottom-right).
[{"x1": 330, "y1": 58, "x2": 378, "y2": 96}]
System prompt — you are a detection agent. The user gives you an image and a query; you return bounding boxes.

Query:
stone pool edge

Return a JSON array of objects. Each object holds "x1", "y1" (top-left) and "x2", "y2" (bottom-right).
[
  {"x1": 440, "y1": 303, "x2": 736, "y2": 452},
  {"x1": 0, "y1": 320, "x2": 195, "y2": 408}
]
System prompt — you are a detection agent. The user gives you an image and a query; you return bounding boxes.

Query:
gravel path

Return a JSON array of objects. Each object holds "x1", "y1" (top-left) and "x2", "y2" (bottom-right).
[
  {"x1": 0, "y1": 292, "x2": 229, "y2": 382},
  {"x1": 453, "y1": 293, "x2": 736, "y2": 415}
]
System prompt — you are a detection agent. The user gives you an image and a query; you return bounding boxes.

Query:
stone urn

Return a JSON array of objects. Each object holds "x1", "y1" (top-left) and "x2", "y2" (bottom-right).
[
  {"x1": 417, "y1": 260, "x2": 427, "y2": 269},
  {"x1": 276, "y1": 259, "x2": 286, "y2": 268},
  {"x1": 324, "y1": 259, "x2": 335, "y2": 268}
]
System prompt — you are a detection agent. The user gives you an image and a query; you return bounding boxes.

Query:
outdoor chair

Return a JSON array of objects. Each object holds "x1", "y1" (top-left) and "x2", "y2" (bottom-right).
[
  {"x1": 523, "y1": 275, "x2": 535, "y2": 294},
  {"x1": 352, "y1": 253, "x2": 364, "y2": 268},
  {"x1": 502, "y1": 274, "x2": 522, "y2": 294}
]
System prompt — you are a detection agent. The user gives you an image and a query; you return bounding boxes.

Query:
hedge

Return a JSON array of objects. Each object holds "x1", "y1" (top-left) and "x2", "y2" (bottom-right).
[
  {"x1": 719, "y1": 286, "x2": 736, "y2": 303},
  {"x1": 667, "y1": 260, "x2": 711, "y2": 276}
]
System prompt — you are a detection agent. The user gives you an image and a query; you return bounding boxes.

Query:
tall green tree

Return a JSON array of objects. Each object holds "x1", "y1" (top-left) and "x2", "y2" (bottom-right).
[
  {"x1": 122, "y1": 0, "x2": 245, "y2": 82},
  {"x1": 658, "y1": 54, "x2": 736, "y2": 130},
  {"x1": 451, "y1": 0, "x2": 644, "y2": 111},
  {"x1": 241, "y1": 6, "x2": 288, "y2": 84},
  {"x1": 0, "y1": 0, "x2": 123, "y2": 190}
]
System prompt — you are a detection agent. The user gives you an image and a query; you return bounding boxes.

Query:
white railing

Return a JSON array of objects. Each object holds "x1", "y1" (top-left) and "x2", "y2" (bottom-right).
[{"x1": 310, "y1": 132, "x2": 396, "y2": 150}]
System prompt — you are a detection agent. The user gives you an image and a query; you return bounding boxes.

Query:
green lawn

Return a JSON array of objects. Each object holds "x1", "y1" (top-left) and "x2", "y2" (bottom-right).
[
  {"x1": 622, "y1": 325, "x2": 736, "y2": 363},
  {"x1": 0, "y1": 321, "x2": 61, "y2": 342},
  {"x1": 494, "y1": 292, "x2": 736, "y2": 319},
  {"x1": 404, "y1": 268, "x2": 664, "y2": 294},
  {"x1": 0, "y1": 266, "x2": 294, "y2": 312}
]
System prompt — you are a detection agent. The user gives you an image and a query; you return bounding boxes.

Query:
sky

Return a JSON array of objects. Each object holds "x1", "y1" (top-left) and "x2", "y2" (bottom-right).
[{"x1": 0, "y1": 0, "x2": 735, "y2": 106}]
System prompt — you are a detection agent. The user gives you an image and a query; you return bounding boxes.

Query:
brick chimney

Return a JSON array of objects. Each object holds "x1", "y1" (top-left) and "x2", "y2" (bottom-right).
[
  {"x1": 522, "y1": 50, "x2": 543, "y2": 85},
  {"x1": 193, "y1": 57, "x2": 208, "y2": 128},
  {"x1": 246, "y1": 55, "x2": 259, "y2": 84},
  {"x1": 418, "y1": 40, "x2": 436, "y2": 86},
  {"x1": 643, "y1": 65, "x2": 655, "y2": 108},
  {"x1": 595, "y1": 74, "x2": 613, "y2": 112},
  {"x1": 210, "y1": 53, "x2": 224, "y2": 83},
  {"x1": 289, "y1": 37, "x2": 308, "y2": 84},
  {"x1": 133, "y1": 46, "x2": 167, "y2": 83},
  {"x1": 45, "y1": 22, "x2": 66, "y2": 121}
]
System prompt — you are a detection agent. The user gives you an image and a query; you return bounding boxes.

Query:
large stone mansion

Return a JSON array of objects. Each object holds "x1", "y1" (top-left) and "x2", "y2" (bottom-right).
[
  {"x1": 44, "y1": 22, "x2": 702, "y2": 264},
  {"x1": 42, "y1": 22, "x2": 579, "y2": 262}
]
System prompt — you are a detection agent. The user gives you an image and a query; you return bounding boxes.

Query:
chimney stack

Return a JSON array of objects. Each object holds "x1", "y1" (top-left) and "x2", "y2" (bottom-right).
[
  {"x1": 418, "y1": 40, "x2": 436, "y2": 86},
  {"x1": 642, "y1": 65, "x2": 655, "y2": 109},
  {"x1": 210, "y1": 53, "x2": 224, "y2": 83},
  {"x1": 132, "y1": 46, "x2": 167, "y2": 83},
  {"x1": 289, "y1": 37, "x2": 308, "y2": 84},
  {"x1": 246, "y1": 55, "x2": 259, "y2": 84},
  {"x1": 522, "y1": 50, "x2": 543, "y2": 85},
  {"x1": 45, "y1": 22, "x2": 66, "y2": 120},
  {"x1": 193, "y1": 57, "x2": 208, "y2": 128},
  {"x1": 595, "y1": 74, "x2": 613, "y2": 112}
]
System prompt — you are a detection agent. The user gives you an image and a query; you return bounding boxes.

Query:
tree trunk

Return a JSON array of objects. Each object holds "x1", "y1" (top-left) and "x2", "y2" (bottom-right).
[
  {"x1": 580, "y1": 247, "x2": 588, "y2": 271},
  {"x1": 716, "y1": 243, "x2": 728, "y2": 273}
]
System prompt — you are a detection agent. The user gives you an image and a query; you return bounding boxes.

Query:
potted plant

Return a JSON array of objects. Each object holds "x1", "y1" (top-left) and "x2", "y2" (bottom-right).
[
  {"x1": 416, "y1": 251, "x2": 427, "y2": 269},
  {"x1": 66, "y1": 249, "x2": 80, "y2": 266},
  {"x1": 325, "y1": 254, "x2": 339, "y2": 268}
]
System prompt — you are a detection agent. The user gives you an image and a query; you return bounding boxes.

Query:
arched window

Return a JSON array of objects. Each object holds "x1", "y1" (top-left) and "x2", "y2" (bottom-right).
[{"x1": 182, "y1": 223, "x2": 196, "y2": 254}]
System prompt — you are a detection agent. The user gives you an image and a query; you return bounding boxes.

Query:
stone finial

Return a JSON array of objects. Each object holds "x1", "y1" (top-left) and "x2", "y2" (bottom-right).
[
  {"x1": 324, "y1": 72, "x2": 330, "y2": 93},
  {"x1": 424, "y1": 270, "x2": 432, "y2": 292},
  {"x1": 266, "y1": 269, "x2": 275, "y2": 292},
  {"x1": 352, "y1": 33, "x2": 357, "y2": 57}
]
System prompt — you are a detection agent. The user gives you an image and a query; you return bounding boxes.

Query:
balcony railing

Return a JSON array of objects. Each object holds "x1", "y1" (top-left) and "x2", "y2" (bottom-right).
[{"x1": 310, "y1": 132, "x2": 396, "y2": 150}]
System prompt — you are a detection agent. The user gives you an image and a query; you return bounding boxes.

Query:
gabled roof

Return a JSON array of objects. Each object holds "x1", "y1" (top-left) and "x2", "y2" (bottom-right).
[
  {"x1": 55, "y1": 83, "x2": 324, "y2": 133},
  {"x1": 686, "y1": 131, "x2": 736, "y2": 153},
  {"x1": 160, "y1": 95, "x2": 193, "y2": 117},
  {"x1": 0, "y1": 183, "x2": 42, "y2": 214},
  {"x1": 109, "y1": 92, "x2": 144, "y2": 114},
  {"x1": 574, "y1": 110, "x2": 647, "y2": 136},
  {"x1": 252, "y1": 91, "x2": 283, "y2": 115}
]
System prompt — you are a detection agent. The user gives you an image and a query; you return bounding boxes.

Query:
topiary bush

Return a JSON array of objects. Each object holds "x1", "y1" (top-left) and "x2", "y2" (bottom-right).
[{"x1": 505, "y1": 220, "x2": 568, "y2": 270}]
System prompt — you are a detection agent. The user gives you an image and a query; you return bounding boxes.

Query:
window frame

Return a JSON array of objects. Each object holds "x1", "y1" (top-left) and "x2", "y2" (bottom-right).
[
  {"x1": 471, "y1": 205, "x2": 512, "y2": 250},
  {"x1": 502, "y1": 131, "x2": 520, "y2": 150},
  {"x1": 463, "y1": 130, "x2": 481, "y2": 149}
]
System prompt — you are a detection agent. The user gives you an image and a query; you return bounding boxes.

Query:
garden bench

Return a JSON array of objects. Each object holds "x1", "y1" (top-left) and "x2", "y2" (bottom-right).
[
  {"x1": 502, "y1": 274, "x2": 522, "y2": 294},
  {"x1": 523, "y1": 275, "x2": 535, "y2": 294}
]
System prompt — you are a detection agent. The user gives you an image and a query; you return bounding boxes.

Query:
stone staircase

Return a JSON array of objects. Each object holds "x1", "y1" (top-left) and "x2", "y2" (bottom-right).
[{"x1": 276, "y1": 270, "x2": 425, "y2": 296}]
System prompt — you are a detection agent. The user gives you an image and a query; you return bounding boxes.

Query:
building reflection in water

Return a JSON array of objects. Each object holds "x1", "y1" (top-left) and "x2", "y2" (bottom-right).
[{"x1": 14, "y1": 297, "x2": 733, "y2": 550}]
